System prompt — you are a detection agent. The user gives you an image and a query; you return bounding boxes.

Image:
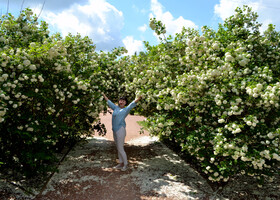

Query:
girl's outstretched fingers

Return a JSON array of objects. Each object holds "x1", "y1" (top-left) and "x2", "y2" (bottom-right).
[{"x1": 135, "y1": 95, "x2": 142, "y2": 103}]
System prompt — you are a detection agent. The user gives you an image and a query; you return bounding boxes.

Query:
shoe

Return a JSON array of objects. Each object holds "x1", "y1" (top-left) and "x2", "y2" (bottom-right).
[
  {"x1": 113, "y1": 164, "x2": 123, "y2": 169},
  {"x1": 121, "y1": 165, "x2": 128, "y2": 171}
]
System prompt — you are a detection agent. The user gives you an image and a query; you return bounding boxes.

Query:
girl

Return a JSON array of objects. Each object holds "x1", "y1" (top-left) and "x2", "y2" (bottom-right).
[{"x1": 102, "y1": 93, "x2": 142, "y2": 171}]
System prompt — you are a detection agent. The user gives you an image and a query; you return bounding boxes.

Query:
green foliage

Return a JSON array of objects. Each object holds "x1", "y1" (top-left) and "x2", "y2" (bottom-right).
[
  {"x1": 0, "y1": 9, "x2": 126, "y2": 177},
  {"x1": 125, "y1": 5, "x2": 280, "y2": 183}
]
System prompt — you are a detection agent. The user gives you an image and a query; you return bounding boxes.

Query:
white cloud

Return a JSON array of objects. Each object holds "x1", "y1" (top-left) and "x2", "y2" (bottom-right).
[
  {"x1": 149, "y1": 0, "x2": 197, "y2": 36},
  {"x1": 40, "y1": 0, "x2": 124, "y2": 51},
  {"x1": 138, "y1": 24, "x2": 148, "y2": 32},
  {"x1": 214, "y1": 0, "x2": 280, "y2": 31},
  {"x1": 132, "y1": 4, "x2": 148, "y2": 15},
  {"x1": 214, "y1": 0, "x2": 260, "y2": 20},
  {"x1": 140, "y1": 8, "x2": 148, "y2": 15},
  {"x1": 122, "y1": 36, "x2": 144, "y2": 55}
]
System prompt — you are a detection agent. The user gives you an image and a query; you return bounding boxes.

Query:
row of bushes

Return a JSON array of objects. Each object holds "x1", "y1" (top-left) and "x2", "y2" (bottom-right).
[
  {"x1": 125, "y1": 6, "x2": 280, "y2": 184},
  {"x1": 0, "y1": 9, "x2": 128, "y2": 177}
]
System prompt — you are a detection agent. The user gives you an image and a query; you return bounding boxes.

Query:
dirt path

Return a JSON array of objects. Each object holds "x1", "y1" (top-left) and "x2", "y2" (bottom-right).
[
  {"x1": 35, "y1": 136, "x2": 213, "y2": 200},
  {"x1": 34, "y1": 114, "x2": 213, "y2": 200}
]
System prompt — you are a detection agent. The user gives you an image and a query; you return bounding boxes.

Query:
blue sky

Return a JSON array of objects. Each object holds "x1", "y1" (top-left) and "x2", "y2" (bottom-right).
[{"x1": 2, "y1": 0, "x2": 280, "y2": 55}]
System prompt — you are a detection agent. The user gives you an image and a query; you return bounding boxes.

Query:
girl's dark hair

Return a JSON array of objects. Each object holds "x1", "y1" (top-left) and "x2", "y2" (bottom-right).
[{"x1": 119, "y1": 96, "x2": 128, "y2": 105}]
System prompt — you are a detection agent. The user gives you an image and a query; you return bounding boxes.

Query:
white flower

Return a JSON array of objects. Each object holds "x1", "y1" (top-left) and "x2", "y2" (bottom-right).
[
  {"x1": 267, "y1": 132, "x2": 274, "y2": 139},
  {"x1": 164, "y1": 104, "x2": 170, "y2": 110},
  {"x1": 216, "y1": 100, "x2": 222, "y2": 106},
  {"x1": 234, "y1": 128, "x2": 241, "y2": 133},
  {"x1": 27, "y1": 127, "x2": 34, "y2": 132},
  {"x1": 1, "y1": 53, "x2": 7, "y2": 58},
  {"x1": 158, "y1": 123, "x2": 164, "y2": 128},
  {"x1": 256, "y1": 83, "x2": 263, "y2": 90},
  {"x1": 149, "y1": 21, "x2": 156, "y2": 30},
  {"x1": 225, "y1": 54, "x2": 234, "y2": 62},
  {"x1": 30, "y1": 42, "x2": 36, "y2": 48},
  {"x1": 241, "y1": 156, "x2": 248, "y2": 161},
  {"x1": 253, "y1": 93, "x2": 258, "y2": 98},
  {"x1": 272, "y1": 153, "x2": 280, "y2": 161},
  {"x1": 23, "y1": 59, "x2": 31, "y2": 66},
  {"x1": 218, "y1": 119, "x2": 225, "y2": 123},
  {"x1": 2, "y1": 74, "x2": 8, "y2": 80},
  {"x1": 1, "y1": 62, "x2": 7, "y2": 67},
  {"x1": 213, "y1": 43, "x2": 219, "y2": 50},
  {"x1": 246, "y1": 121, "x2": 252, "y2": 126},
  {"x1": 239, "y1": 59, "x2": 248, "y2": 66},
  {"x1": 29, "y1": 64, "x2": 36, "y2": 70},
  {"x1": 156, "y1": 105, "x2": 162, "y2": 110}
]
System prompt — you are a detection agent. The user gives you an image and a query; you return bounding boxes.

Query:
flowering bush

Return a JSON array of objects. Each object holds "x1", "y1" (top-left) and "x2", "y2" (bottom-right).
[
  {"x1": 0, "y1": 9, "x2": 127, "y2": 177},
  {"x1": 125, "y1": 6, "x2": 280, "y2": 183}
]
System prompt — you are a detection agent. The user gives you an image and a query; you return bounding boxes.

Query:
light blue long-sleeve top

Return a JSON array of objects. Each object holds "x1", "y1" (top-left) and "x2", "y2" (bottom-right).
[{"x1": 107, "y1": 99, "x2": 137, "y2": 132}]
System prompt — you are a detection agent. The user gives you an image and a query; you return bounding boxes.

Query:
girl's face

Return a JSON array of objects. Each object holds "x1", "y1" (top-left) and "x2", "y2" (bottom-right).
[{"x1": 119, "y1": 99, "x2": 126, "y2": 108}]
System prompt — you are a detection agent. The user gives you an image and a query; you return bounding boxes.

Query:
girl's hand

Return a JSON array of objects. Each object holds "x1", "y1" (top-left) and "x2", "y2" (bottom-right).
[
  {"x1": 102, "y1": 93, "x2": 109, "y2": 101},
  {"x1": 135, "y1": 96, "x2": 142, "y2": 103}
]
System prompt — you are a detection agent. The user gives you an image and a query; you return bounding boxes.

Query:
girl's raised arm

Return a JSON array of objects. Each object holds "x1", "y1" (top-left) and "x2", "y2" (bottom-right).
[{"x1": 103, "y1": 93, "x2": 117, "y2": 110}]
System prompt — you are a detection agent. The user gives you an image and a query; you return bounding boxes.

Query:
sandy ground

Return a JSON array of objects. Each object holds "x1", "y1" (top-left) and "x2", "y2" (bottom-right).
[{"x1": 98, "y1": 113, "x2": 150, "y2": 142}]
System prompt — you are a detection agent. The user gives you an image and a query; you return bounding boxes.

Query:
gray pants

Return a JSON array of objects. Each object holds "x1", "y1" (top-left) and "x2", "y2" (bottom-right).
[{"x1": 113, "y1": 126, "x2": 127, "y2": 165}]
